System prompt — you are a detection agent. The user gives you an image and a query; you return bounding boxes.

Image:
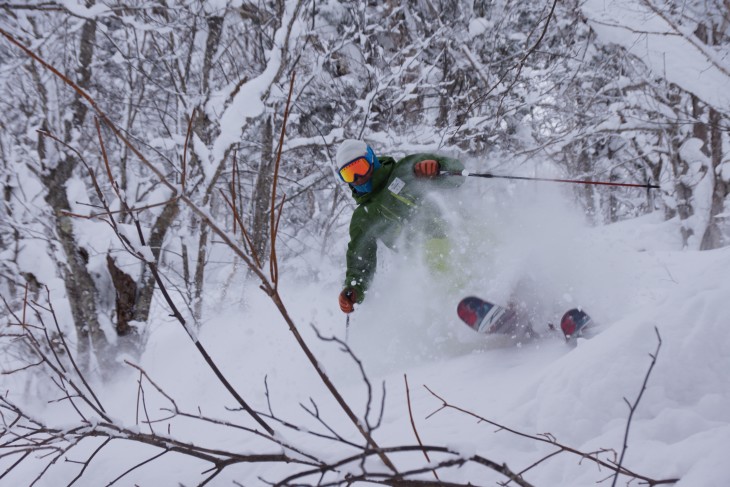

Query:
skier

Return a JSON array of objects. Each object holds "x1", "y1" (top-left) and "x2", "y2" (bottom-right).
[{"x1": 335, "y1": 139, "x2": 465, "y2": 314}]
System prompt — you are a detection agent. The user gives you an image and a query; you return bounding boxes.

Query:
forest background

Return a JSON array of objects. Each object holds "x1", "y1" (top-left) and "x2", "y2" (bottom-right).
[{"x1": 0, "y1": 0, "x2": 729, "y2": 485}]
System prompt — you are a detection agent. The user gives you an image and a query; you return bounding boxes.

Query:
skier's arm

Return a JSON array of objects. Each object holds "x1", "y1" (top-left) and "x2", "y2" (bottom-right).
[
  {"x1": 343, "y1": 209, "x2": 377, "y2": 304},
  {"x1": 432, "y1": 155, "x2": 465, "y2": 188},
  {"x1": 402, "y1": 153, "x2": 465, "y2": 188}
]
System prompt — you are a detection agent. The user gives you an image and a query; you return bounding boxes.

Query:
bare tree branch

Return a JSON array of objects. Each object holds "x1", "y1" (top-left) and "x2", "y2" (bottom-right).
[
  {"x1": 404, "y1": 374, "x2": 439, "y2": 480},
  {"x1": 611, "y1": 326, "x2": 663, "y2": 487}
]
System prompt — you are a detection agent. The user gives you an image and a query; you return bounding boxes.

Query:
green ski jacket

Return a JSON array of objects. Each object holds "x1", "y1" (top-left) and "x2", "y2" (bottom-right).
[{"x1": 343, "y1": 153, "x2": 464, "y2": 302}]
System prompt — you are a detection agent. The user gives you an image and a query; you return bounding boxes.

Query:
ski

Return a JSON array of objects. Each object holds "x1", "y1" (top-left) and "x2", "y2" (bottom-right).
[
  {"x1": 559, "y1": 308, "x2": 593, "y2": 342},
  {"x1": 457, "y1": 296, "x2": 594, "y2": 344}
]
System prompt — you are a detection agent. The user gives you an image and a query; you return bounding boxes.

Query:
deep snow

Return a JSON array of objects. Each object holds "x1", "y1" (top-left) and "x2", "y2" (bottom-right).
[{"x1": 3, "y1": 175, "x2": 729, "y2": 487}]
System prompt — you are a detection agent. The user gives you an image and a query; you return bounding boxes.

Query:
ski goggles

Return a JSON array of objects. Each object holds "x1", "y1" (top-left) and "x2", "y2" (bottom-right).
[{"x1": 338, "y1": 156, "x2": 372, "y2": 183}]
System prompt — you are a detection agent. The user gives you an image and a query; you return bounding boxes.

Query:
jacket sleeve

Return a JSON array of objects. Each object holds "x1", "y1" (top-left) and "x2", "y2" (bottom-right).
[
  {"x1": 343, "y1": 207, "x2": 377, "y2": 303},
  {"x1": 433, "y1": 154, "x2": 465, "y2": 189},
  {"x1": 397, "y1": 153, "x2": 465, "y2": 189}
]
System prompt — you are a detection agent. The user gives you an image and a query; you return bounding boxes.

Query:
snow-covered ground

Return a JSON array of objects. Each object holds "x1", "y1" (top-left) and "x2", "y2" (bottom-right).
[{"x1": 3, "y1": 177, "x2": 729, "y2": 486}]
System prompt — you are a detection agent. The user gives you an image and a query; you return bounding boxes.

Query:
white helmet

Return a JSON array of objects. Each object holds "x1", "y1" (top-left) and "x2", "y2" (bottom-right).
[{"x1": 336, "y1": 139, "x2": 368, "y2": 167}]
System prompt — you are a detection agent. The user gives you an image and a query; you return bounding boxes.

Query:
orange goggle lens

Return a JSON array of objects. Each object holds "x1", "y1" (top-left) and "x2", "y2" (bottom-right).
[{"x1": 338, "y1": 157, "x2": 371, "y2": 183}]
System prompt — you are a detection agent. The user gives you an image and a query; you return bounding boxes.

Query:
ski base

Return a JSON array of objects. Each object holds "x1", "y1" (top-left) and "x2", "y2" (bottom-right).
[{"x1": 458, "y1": 296, "x2": 595, "y2": 344}]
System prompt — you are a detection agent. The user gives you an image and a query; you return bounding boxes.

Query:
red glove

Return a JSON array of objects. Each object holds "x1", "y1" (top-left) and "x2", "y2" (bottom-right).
[
  {"x1": 414, "y1": 159, "x2": 440, "y2": 177},
  {"x1": 339, "y1": 289, "x2": 357, "y2": 313}
]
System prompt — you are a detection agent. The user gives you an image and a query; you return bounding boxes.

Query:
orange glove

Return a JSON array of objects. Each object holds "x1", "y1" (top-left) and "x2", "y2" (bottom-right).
[
  {"x1": 339, "y1": 289, "x2": 357, "y2": 313},
  {"x1": 414, "y1": 159, "x2": 440, "y2": 177}
]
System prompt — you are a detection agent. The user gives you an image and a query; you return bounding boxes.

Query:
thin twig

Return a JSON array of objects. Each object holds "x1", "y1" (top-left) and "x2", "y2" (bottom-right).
[
  {"x1": 41, "y1": 287, "x2": 107, "y2": 414},
  {"x1": 611, "y1": 327, "x2": 662, "y2": 487},
  {"x1": 67, "y1": 437, "x2": 111, "y2": 486},
  {"x1": 218, "y1": 189, "x2": 261, "y2": 268},
  {"x1": 59, "y1": 197, "x2": 179, "y2": 220},
  {"x1": 182, "y1": 109, "x2": 195, "y2": 193},
  {"x1": 274, "y1": 445, "x2": 535, "y2": 487},
  {"x1": 404, "y1": 374, "x2": 439, "y2": 480},
  {"x1": 105, "y1": 449, "x2": 169, "y2": 487},
  {"x1": 269, "y1": 71, "x2": 296, "y2": 290},
  {"x1": 310, "y1": 325, "x2": 385, "y2": 431},
  {"x1": 230, "y1": 150, "x2": 238, "y2": 235}
]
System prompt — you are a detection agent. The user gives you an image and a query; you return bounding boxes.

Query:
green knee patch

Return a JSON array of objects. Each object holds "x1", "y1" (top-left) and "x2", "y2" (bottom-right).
[{"x1": 424, "y1": 237, "x2": 451, "y2": 274}]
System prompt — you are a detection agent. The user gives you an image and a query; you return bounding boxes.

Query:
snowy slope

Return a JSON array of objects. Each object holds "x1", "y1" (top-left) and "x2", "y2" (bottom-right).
[{"x1": 3, "y1": 180, "x2": 729, "y2": 486}]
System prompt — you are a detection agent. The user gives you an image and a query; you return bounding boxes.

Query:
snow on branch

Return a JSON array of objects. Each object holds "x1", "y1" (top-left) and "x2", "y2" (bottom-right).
[{"x1": 582, "y1": 0, "x2": 730, "y2": 113}]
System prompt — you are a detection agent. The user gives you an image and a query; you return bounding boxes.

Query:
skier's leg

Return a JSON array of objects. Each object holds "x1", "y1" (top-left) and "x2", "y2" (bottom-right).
[
  {"x1": 424, "y1": 237, "x2": 450, "y2": 274},
  {"x1": 505, "y1": 300, "x2": 540, "y2": 340},
  {"x1": 423, "y1": 236, "x2": 471, "y2": 294}
]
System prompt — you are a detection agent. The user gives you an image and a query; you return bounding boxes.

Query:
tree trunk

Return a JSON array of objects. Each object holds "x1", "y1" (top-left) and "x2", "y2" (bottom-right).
[
  {"x1": 192, "y1": 15, "x2": 224, "y2": 147},
  {"x1": 44, "y1": 183, "x2": 109, "y2": 369},
  {"x1": 251, "y1": 115, "x2": 275, "y2": 260},
  {"x1": 193, "y1": 223, "x2": 209, "y2": 320},
  {"x1": 189, "y1": 15, "x2": 225, "y2": 321},
  {"x1": 700, "y1": 106, "x2": 727, "y2": 249},
  {"x1": 135, "y1": 198, "x2": 180, "y2": 322},
  {"x1": 39, "y1": 13, "x2": 112, "y2": 370},
  {"x1": 673, "y1": 152, "x2": 695, "y2": 248},
  {"x1": 107, "y1": 255, "x2": 137, "y2": 337},
  {"x1": 698, "y1": 24, "x2": 727, "y2": 250},
  {"x1": 579, "y1": 148, "x2": 597, "y2": 224}
]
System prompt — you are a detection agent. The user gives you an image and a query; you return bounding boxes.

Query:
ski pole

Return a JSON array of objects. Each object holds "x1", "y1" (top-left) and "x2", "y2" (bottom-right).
[
  {"x1": 440, "y1": 170, "x2": 660, "y2": 190},
  {"x1": 345, "y1": 290, "x2": 354, "y2": 342}
]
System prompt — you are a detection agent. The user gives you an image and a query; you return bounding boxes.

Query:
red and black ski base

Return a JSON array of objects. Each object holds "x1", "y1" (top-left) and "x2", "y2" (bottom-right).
[{"x1": 457, "y1": 296, "x2": 593, "y2": 343}]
